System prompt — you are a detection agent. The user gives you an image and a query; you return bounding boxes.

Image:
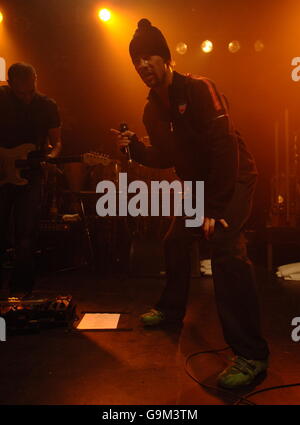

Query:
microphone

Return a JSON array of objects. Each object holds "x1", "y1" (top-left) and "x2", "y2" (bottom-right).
[{"x1": 119, "y1": 122, "x2": 132, "y2": 162}]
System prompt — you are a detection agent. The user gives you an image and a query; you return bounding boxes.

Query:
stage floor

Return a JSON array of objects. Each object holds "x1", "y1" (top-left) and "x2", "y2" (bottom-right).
[{"x1": 0, "y1": 267, "x2": 300, "y2": 405}]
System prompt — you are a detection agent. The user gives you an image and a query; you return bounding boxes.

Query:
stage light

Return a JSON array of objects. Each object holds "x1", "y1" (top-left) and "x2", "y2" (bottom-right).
[
  {"x1": 201, "y1": 40, "x2": 213, "y2": 53},
  {"x1": 277, "y1": 195, "x2": 284, "y2": 204},
  {"x1": 176, "y1": 42, "x2": 188, "y2": 55},
  {"x1": 0, "y1": 12, "x2": 3, "y2": 23},
  {"x1": 228, "y1": 40, "x2": 240, "y2": 53},
  {"x1": 254, "y1": 40, "x2": 264, "y2": 52},
  {"x1": 98, "y1": 8, "x2": 111, "y2": 22}
]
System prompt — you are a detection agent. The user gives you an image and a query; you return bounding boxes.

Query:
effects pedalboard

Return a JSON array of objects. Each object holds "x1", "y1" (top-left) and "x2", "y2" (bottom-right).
[{"x1": 0, "y1": 295, "x2": 77, "y2": 332}]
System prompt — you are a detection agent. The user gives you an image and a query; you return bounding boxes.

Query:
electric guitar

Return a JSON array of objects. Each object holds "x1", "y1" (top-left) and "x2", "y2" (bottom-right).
[{"x1": 0, "y1": 143, "x2": 112, "y2": 186}]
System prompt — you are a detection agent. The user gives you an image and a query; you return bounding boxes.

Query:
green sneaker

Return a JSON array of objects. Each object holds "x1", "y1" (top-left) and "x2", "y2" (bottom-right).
[
  {"x1": 217, "y1": 356, "x2": 268, "y2": 389},
  {"x1": 140, "y1": 309, "x2": 165, "y2": 326}
]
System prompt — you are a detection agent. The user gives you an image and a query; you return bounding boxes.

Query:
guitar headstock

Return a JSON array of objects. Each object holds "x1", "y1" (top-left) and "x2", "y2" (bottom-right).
[{"x1": 83, "y1": 152, "x2": 112, "y2": 166}]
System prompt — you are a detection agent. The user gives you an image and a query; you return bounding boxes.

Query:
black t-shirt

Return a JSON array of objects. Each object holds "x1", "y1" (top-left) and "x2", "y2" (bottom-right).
[{"x1": 0, "y1": 85, "x2": 61, "y2": 151}]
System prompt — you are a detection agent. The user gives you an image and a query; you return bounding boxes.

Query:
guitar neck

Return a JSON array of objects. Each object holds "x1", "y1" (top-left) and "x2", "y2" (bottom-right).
[
  {"x1": 7, "y1": 143, "x2": 111, "y2": 169},
  {"x1": 16, "y1": 155, "x2": 84, "y2": 166},
  {"x1": 50, "y1": 155, "x2": 83, "y2": 164}
]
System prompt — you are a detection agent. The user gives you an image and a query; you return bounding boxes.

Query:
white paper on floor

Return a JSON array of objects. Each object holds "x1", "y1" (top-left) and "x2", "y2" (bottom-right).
[
  {"x1": 276, "y1": 262, "x2": 300, "y2": 280},
  {"x1": 76, "y1": 313, "x2": 120, "y2": 330},
  {"x1": 200, "y1": 259, "x2": 212, "y2": 276}
]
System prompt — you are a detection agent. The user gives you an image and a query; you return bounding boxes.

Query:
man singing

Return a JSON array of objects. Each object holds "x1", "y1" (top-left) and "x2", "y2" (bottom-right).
[
  {"x1": 0, "y1": 62, "x2": 62, "y2": 297},
  {"x1": 115, "y1": 19, "x2": 269, "y2": 389}
]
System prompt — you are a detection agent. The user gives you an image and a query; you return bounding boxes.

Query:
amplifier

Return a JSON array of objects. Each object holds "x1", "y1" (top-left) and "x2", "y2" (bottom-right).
[
  {"x1": 37, "y1": 220, "x2": 86, "y2": 272},
  {"x1": 39, "y1": 220, "x2": 72, "y2": 232}
]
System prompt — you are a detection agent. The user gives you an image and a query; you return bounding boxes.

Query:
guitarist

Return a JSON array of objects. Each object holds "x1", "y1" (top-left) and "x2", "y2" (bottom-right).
[{"x1": 0, "y1": 62, "x2": 62, "y2": 297}]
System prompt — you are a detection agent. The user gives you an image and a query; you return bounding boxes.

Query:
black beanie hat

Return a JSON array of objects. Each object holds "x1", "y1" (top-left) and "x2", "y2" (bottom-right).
[{"x1": 129, "y1": 19, "x2": 171, "y2": 62}]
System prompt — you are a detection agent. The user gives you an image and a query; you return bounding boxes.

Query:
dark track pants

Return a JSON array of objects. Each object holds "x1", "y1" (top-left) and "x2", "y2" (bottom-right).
[
  {"x1": 156, "y1": 177, "x2": 269, "y2": 360},
  {"x1": 0, "y1": 178, "x2": 43, "y2": 293}
]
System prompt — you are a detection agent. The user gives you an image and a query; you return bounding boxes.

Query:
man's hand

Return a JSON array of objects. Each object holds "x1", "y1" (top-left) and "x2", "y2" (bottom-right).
[
  {"x1": 202, "y1": 217, "x2": 229, "y2": 240},
  {"x1": 47, "y1": 127, "x2": 62, "y2": 158},
  {"x1": 110, "y1": 128, "x2": 137, "y2": 150}
]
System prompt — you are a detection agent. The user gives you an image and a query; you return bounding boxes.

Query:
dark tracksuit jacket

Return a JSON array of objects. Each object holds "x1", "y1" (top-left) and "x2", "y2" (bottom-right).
[{"x1": 128, "y1": 71, "x2": 258, "y2": 219}]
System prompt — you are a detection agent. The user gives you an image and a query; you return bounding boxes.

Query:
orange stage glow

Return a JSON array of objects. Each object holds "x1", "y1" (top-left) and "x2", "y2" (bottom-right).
[
  {"x1": 0, "y1": 12, "x2": 3, "y2": 23},
  {"x1": 98, "y1": 8, "x2": 111, "y2": 22},
  {"x1": 201, "y1": 40, "x2": 213, "y2": 53}
]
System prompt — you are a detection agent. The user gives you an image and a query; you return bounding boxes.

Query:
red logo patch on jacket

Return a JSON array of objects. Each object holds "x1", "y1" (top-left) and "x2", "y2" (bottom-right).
[{"x1": 178, "y1": 103, "x2": 187, "y2": 114}]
